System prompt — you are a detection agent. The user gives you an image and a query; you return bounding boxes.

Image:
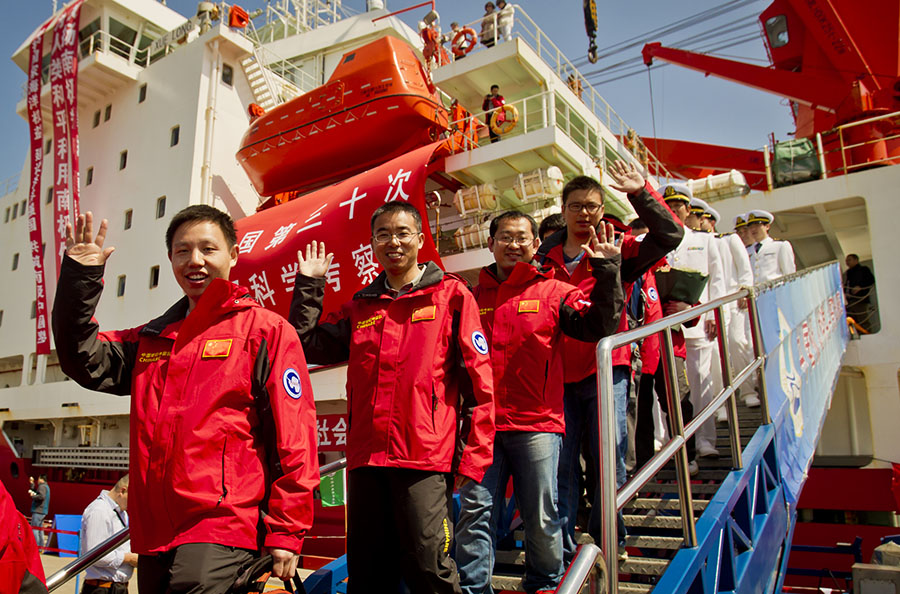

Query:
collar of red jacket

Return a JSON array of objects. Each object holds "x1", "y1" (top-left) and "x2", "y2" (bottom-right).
[
  {"x1": 140, "y1": 278, "x2": 255, "y2": 344},
  {"x1": 353, "y1": 260, "x2": 446, "y2": 300},
  {"x1": 479, "y1": 260, "x2": 551, "y2": 289}
]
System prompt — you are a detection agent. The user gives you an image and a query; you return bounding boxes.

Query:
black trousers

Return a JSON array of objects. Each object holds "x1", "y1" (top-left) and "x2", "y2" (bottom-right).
[
  {"x1": 137, "y1": 543, "x2": 254, "y2": 594},
  {"x1": 634, "y1": 357, "x2": 696, "y2": 468},
  {"x1": 81, "y1": 584, "x2": 129, "y2": 594},
  {"x1": 347, "y1": 467, "x2": 460, "y2": 594}
]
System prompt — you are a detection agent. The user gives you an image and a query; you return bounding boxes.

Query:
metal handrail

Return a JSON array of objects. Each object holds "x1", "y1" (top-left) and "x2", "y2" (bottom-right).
[
  {"x1": 46, "y1": 457, "x2": 350, "y2": 592},
  {"x1": 555, "y1": 543, "x2": 603, "y2": 593}
]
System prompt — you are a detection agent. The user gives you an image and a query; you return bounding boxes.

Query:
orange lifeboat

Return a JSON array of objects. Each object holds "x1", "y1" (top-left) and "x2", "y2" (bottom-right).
[{"x1": 237, "y1": 36, "x2": 449, "y2": 200}]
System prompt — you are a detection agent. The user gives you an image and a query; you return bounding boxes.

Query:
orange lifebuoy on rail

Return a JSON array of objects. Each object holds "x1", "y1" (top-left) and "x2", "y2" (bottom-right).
[
  {"x1": 452, "y1": 27, "x2": 477, "y2": 57},
  {"x1": 490, "y1": 104, "x2": 519, "y2": 135}
]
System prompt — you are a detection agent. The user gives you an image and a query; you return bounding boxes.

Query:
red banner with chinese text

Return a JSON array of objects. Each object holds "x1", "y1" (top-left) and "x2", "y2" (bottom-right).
[
  {"x1": 26, "y1": 32, "x2": 51, "y2": 355},
  {"x1": 63, "y1": 5, "x2": 82, "y2": 222},
  {"x1": 50, "y1": 1, "x2": 83, "y2": 269},
  {"x1": 231, "y1": 142, "x2": 444, "y2": 320}
]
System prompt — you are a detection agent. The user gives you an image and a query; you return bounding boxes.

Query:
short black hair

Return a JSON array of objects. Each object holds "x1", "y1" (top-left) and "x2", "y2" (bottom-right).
[
  {"x1": 490, "y1": 84, "x2": 499, "y2": 92},
  {"x1": 165, "y1": 205, "x2": 237, "y2": 253},
  {"x1": 39, "y1": 474, "x2": 48, "y2": 481},
  {"x1": 538, "y1": 213, "x2": 565, "y2": 239},
  {"x1": 370, "y1": 201, "x2": 423, "y2": 233},
  {"x1": 629, "y1": 218, "x2": 648, "y2": 232},
  {"x1": 847, "y1": 253, "x2": 860, "y2": 260},
  {"x1": 490, "y1": 210, "x2": 537, "y2": 238},
  {"x1": 562, "y1": 175, "x2": 604, "y2": 205}
]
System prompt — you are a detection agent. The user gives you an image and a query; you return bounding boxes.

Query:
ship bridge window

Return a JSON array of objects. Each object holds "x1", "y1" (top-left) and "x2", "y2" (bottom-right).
[
  {"x1": 79, "y1": 18, "x2": 102, "y2": 57},
  {"x1": 109, "y1": 18, "x2": 138, "y2": 60},
  {"x1": 12, "y1": 253, "x2": 18, "y2": 271},
  {"x1": 765, "y1": 15, "x2": 789, "y2": 48},
  {"x1": 170, "y1": 125, "x2": 180, "y2": 147},
  {"x1": 119, "y1": 150, "x2": 128, "y2": 170},
  {"x1": 4, "y1": 207, "x2": 8, "y2": 223},
  {"x1": 93, "y1": 110, "x2": 100, "y2": 128},
  {"x1": 45, "y1": 139, "x2": 51, "y2": 155},
  {"x1": 124, "y1": 209, "x2": 132, "y2": 230},
  {"x1": 222, "y1": 64, "x2": 234, "y2": 87},
  {"x1": 11, "y1": 202, "x2": 17, "y2": 219},
  {"x1": 139, "y1": 84, "x2": 147, "y2": 103},
  {"x1": 149, "y1": 265, "x2": 160, "y2": 289},
  {"x1": 105, "y1": 105, "x2": 112, "y2": 122},
  {"x1": 86, "y1": 167, "x2": 94, "y2": 186},
  {"x1": 117, "y1": 275, "x2": 126, "y2": 297},
  {"x1": 46, "y1": 187, "x2": 53, "y2": 204},
  {"x1": 30, "y1": 301, "x2": 36, "y2": 319},
  {"x1": 156, "y1": 196, "x2": 166, "y2": 219},
  {"x1": 0, "y1": 310, "x2": 3, "y2": 327},
  {"x1": 136, "y1": 35, "x2": 154, "y2": 67}
]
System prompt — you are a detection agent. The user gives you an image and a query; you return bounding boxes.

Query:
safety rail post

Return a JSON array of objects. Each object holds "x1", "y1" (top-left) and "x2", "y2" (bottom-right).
[
  {"x1": 713, "y1": 305, "x2": 743, "y2": 470},
  {"x1": 838, "y1": 127, "x2": 848, "y2": 176},
  {"x1": 746, "y1": 291, "x2": 772, "y2": 425},
  {"x1": 763, "y1": 144, "x2": 773, "y2": 191},
  {"x1": 596, "y1": 340, "x2": 619, "y2": 593},
  {"x1": 816, "y1": 132, "x2": 828, "y2": 180},
  {"x1": 660, "y1": 328, "x2": 698, "y2": 548}
]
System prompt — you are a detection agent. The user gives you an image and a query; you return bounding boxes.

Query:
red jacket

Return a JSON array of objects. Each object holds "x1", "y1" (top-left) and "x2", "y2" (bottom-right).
[
  {"x1": 53, "y1": 259, "x2": 319, "y2": 555},
  {"x1": 291, "y1": 262, "x2": 495, "y2": 482},
  {"x1": 0, "y1": 481, "x2": 47, "y2": 594},
  {"x1": 536, "y1": 183, "x2": 683, "y2": 381},
  {"x1": 474, "y1": 259, "x2": 623, "y2": 433},
  {"x1": 633, "y1": 268, "x2": 663, "y2": 375}
]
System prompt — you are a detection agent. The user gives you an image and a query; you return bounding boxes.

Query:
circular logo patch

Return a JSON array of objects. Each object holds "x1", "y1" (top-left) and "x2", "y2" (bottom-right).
[
  {"x1": 647, "y1": 287, "x2": 659, "y2": 302},
  {"x1": 283, "y1": 368, "x2": 303, "y2": 399},
  {"x1": 471, "y1": 330, "x2": 489, "y2": 355}
]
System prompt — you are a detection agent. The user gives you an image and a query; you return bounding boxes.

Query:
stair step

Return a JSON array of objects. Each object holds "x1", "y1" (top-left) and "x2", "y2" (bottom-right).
[
  {"x1": 640, "y1": 482, "x2": 720, "y2": 495},
  {"x1": 491, "y1": 574, "x2": 525, "y2": 591},
  {"x1": 625, "y1": 535, "x2": 683, "y2": 549},
  {"x1": 627, "y1": 498, "x2": 708, "y2": 512},
  {"x1": 655, "y1": 469, "x2": 728, "y2": 481},
  {"x1": 495, "y1": 550, "x2": 525, "y2": 565},
  {"x1": 620, "y1": 556, "x2": 669, "y2": 576},
  {"x1": 618, "y1": 582, "x2": 655, "y2": 593},
  {"x1": 624, "y1": 514, "x2": 683, "y2": 529}
]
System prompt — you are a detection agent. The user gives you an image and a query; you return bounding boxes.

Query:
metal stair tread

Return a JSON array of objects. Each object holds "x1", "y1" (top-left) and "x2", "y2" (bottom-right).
[
  {"x1": 624, "y1": 514, "x2": 683, "y2": 529},
  {"x1": 620, "y1": 556, "x2": 669, "y2": 575},
  {"x1": 491, "y1": 574, "x2": 526, "y2": 591},
  {"x1": 618, "y1": 582, "x2": 655, "y2": 593},
  {"x1": 626, "y1": 497, "x2": 708, "y2": 511},
  {"x1": 625, "y1": 534, "x2": 683, "y2": 549}
]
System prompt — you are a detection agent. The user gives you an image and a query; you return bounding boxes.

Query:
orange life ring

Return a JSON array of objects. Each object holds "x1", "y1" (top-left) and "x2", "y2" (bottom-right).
[
  {"x1": 452, "y1": 27, "x2": 477, "y2": 57},
  {"x1": 490, "y1": 104, "x2": 518, "y2": 135}
]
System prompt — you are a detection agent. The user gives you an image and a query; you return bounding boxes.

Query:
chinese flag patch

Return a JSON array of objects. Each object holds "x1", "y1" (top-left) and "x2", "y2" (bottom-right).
[
  {"x1": 518, "y1": 300, "x2": 540, "y2": 313},
  {"x1": 202, "y1": 339, "x2": 233, "y2": 358},
  {"x1": 411, "y1": 305, "x2": 437, "y2": 322}
]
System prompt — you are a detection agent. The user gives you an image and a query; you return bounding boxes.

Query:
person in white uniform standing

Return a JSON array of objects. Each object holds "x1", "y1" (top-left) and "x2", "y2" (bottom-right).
[
  {"x1": 661, "y1": 186, "x2": 726, "y2": 460},
  {"x1": 746, "y1": 209, "x2": 796, "y2": 282}
]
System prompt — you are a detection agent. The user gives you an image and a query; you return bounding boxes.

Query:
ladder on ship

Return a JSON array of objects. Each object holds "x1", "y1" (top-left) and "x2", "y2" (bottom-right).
[{"x1": 45, "y1": 263, "x2": 847, "y2": 594}]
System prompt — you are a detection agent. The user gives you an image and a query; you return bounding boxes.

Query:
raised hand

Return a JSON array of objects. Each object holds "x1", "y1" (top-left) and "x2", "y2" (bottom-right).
[
  {"x1": 297, "y1": 240, "x2": 333, "y2": 279},
  {"x1": 581, "y1": 222, "x2": 621, "y2": 259},
  {"x1": 607, "y1": 160, "x2": 645, "y2": 195},
  {"x1": 65, "y1": 212, "x2": 115, "y2": 266}
]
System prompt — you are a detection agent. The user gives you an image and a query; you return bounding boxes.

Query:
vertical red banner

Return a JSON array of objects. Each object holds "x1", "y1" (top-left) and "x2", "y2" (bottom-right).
[
  {"x1": 26, "y1": 33, "x2": 51, "y2": 355},
  {"x1": 62, "y1": 4, "x2": 82, "y2": 221},
  {"x1": 50, "y1": 7, "x2": 74, "y2": 269}
]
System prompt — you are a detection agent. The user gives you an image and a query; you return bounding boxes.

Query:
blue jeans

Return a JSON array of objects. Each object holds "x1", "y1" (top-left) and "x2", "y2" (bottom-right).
[
  {"x1": 456, "y1": 431, "x2": 563, "y2": 594},
  {"x1": 30, "y1": 513, "x2": 45, "y2": 548},
  {"x1": 557, "y1": 368, "x2": 629, "y2": 562}
]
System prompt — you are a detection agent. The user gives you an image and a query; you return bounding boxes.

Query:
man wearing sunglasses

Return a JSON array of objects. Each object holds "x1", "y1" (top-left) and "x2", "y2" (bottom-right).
[{"x1": 290, "y1": 201, "x2": 494, "y2": 594}]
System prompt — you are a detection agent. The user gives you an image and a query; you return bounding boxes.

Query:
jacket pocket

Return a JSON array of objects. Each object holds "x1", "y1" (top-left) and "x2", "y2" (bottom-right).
[{"x1": 217, "y1": 436, "x2": 228, "y2": 506}]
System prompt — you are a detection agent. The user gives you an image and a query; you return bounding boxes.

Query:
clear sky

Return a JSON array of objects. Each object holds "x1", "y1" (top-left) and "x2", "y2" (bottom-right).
[{"x1": 0, "y1": 0, "x2": 795, "y2": 184}]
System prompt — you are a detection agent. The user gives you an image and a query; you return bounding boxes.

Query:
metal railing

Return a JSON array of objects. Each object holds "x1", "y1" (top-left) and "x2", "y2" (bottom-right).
[
  {"x1": 595, "y1": 285, "x2": 768, "y2": 592},
  {"x1": 444, "y1": 5, "x2": 673, "y2": 181},
  {"x1": 555, "y1": 543, "x2": 604, "y2": 593},
  {"x1": 46, "y1": 457, "x2": 349, "y2": 592}
]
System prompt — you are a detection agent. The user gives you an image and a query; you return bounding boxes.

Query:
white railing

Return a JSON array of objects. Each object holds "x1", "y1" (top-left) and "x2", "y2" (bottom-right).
[{"x1": 443, "y1": 4, "x2": 673, "y2": 181}]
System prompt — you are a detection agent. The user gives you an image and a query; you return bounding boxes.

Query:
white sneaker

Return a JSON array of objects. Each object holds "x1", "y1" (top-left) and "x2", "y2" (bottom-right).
[
  {"x1": 688, "y1": 460, "x2": 699, "y2": 476},
  {"x1": 698, "y1": 445, "x2": 720, "y2": 459},
  {"x1": 743, "y1": 393, "x2": 760, "y2": 408},
  {"x1": 716, "y1": 408, "x2": 728, "y2": 424}
]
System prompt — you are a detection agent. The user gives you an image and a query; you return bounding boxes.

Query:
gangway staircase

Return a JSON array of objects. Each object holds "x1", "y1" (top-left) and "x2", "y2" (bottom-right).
[{"x1": 46, "y1": 264, "x2": 847, "y2": 594}]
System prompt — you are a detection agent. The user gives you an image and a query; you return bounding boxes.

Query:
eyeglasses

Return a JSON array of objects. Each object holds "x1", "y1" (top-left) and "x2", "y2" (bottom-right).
[
  {"x1": 494, "y1": 236, "x2": 534, "y2": 246},
  {"x1": 565, "y1": 202, "x2": 603, "y2": 214},
  {"x1": 373, "y1": 231, "x2": 420, "y2": 244}
]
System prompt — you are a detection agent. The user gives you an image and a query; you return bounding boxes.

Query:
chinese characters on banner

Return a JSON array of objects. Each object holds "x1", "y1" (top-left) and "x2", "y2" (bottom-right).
[
  {"x1": 26, "y1": 31, "x2": 50, "y2": 355},
  {"x1": 50, "y1": 1, "x2": 83, "y2": 268},
  {"x1": 231, "y1": 142, "x2": 444, "y2": 322}
]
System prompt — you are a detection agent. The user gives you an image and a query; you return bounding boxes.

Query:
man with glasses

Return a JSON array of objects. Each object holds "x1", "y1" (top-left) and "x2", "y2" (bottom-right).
[
  {"x1": 456, "y1": 210, "x2": 623, "y2": 594},
  {"x1": 290, "y1": 201, "x2": 494, "y2": 593},
  {"x1": 536, "y1": 161, "x2": 683, "y2": 563}
]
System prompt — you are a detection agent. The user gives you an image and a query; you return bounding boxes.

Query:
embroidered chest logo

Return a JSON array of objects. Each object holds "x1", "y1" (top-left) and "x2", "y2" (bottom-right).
[
  {"x1": 201, "y1": 339, "x2": 233, "y2": 359},
  {"x1": 411, "y1": 305, "x2": 436, "y2": 322},
  {"x1": 138, "y1": 350, "x2": 170, "y2": 364},
  {"x1": 518, "y1": 299, "x2": 540, "y2": 313},
  {"x1": 356, "y1": 314, "x2": 384, "y2": 331}
]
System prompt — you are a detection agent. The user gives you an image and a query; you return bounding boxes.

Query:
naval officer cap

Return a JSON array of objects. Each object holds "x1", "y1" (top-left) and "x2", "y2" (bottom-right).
[
  {"x1": 660, "y1": 183, "x2": 692, "y2": 204},
  {"x1": 704, "y1": 206, "x2": 721, "y2": 224},
  {"x1": 689, "y1": 197, "x2": 710, "y2": 215},
  {"x1": 733, "y1": 213, "x2": 748, "y2": 229},
  {"x1": 747, "y1": 209, "x2": 774, "y2": 224}
]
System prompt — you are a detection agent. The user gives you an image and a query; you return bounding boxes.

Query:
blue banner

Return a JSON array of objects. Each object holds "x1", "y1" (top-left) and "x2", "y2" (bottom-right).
[{"x1": 755, "y1": 263, "x2": 849, "y2": 504}]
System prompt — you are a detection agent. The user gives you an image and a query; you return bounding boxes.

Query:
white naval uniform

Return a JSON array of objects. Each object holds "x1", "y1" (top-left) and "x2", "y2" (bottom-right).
[
  {"x1": 750, "y1": 236, "x2": 796, "y2": 283},
  {"x1": 667, "y1": 228, "x2": 726, "y2": 453},
  {"x1": 716, "y1": 233, "x2": 756, "y2": 402}
]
